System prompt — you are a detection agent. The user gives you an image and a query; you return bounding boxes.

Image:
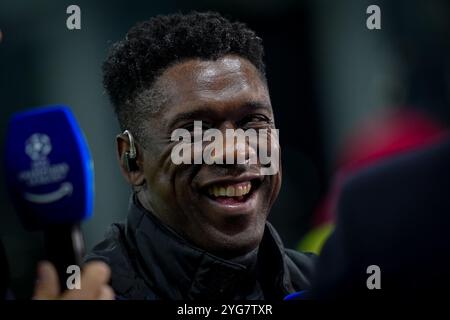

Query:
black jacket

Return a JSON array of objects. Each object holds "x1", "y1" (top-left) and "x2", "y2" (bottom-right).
[{"x1": 85, "y1": 194, "x2": 315, "y2": 300}]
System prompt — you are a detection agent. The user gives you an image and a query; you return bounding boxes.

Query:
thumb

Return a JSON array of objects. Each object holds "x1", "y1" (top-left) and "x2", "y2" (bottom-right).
[{"x1": 32, "y1": 261, "x2": 61, "y2": 300}]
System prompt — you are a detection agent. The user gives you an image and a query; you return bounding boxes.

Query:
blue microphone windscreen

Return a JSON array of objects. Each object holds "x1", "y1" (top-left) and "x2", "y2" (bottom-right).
[{"x1": 4, "y1": 105, "x2": 94, "y2": 229}]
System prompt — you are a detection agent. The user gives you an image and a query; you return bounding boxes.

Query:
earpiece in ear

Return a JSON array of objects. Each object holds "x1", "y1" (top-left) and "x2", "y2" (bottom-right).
[
  {"x1": 124, "y1": 152, "x2": 139, "y2": 172},
  {"x1": 123, "y1": 130, "x2": 139, "y2": 172}
]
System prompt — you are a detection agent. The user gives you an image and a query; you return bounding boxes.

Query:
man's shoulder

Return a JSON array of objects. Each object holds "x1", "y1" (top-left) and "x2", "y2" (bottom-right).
[
  {"x1": 285, "y1": 249, "x2": 317, "y2": 267},
  {"x1": 284, "y1": 249, "x2": 317, "y2": 290},
  {"x1": 264, "y1": 222, "x2": 317, "y2": 290},
  {"x1": 84, "y1": 223, "x2": 157, "y2": 299},
  {"x1": 83, "y1": 223, "x2": 134, "y2": 286},
  {"x1": 84, "y1": 222, "x2": 128, "y2": 265}
]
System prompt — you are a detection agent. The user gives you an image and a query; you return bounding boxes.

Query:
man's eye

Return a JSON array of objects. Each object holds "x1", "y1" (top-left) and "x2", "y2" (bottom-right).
[
  {"x1": 181, "y1": 122, "x2": 212, "y2": 132},
  {"x1": 181, "y1": 123, "x2": 195, "y2": 132},
  {"x1": 239, "y1": 115, "x2": 272, "y2": 127}
]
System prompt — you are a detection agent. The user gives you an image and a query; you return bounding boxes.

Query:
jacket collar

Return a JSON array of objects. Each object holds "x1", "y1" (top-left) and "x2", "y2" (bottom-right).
[{"x1": 125, "y1": 193, "x2": 294, "y2": 299}]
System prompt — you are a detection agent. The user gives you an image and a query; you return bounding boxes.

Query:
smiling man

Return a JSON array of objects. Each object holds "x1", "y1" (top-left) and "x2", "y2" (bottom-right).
[{"x1": 85, "y1": 11, "x2": 315, "y2": 300}]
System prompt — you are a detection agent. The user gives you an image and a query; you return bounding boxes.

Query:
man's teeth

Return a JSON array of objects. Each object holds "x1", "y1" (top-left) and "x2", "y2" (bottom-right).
[{"x1": 207, "y1": 182, "x2": 252, "y2": 198}]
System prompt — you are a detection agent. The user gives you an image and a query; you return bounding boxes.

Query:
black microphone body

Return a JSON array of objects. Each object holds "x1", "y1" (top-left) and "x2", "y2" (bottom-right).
[{"x1": 44, "y1": 224, "x2": 85, "y2": 288}]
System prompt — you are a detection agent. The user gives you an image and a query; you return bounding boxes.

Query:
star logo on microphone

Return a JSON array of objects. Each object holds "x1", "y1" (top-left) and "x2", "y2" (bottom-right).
[
  {"x1": 19, "y1": 132, "x2": 70, "y2": 196},
  {"x1": 25, "y1": 133, "x2": 52, "y2": 160}
]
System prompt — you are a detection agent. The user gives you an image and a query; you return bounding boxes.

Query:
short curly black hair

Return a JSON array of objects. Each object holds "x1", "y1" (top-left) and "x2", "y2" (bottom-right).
[{"x1": 102, "y1": 11, "x2": 266, "y2": 141}]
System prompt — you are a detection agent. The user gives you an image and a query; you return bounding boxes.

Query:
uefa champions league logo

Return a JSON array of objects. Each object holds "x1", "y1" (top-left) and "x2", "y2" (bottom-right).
[
  {"x1": 25, "y1": 133, "x2": 52, "y2": 161},
  {"x1": 19, "y1": 133, "x2": 71, "y2": 203}
]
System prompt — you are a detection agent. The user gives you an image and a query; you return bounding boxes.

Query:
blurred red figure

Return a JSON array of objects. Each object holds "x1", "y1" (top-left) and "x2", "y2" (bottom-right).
[{"x1": 298, "y1": 108, "x2": 449, "y2": 253}]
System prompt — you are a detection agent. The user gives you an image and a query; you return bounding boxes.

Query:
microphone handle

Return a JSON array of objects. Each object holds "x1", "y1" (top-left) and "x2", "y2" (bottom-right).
[{"x1": 43, "y1": 224, "x2": 85, "y2": 291}]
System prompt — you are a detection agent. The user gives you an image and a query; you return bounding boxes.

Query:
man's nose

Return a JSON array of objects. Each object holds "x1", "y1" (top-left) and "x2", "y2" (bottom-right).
[{"x1": 211, "y1": 124, "x2": 257, "y2": 166}]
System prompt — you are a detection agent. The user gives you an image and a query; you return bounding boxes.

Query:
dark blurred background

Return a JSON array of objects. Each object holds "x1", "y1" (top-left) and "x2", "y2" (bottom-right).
[{"x1": 0, "y1": 0, "x2": 449, "y2": 298}]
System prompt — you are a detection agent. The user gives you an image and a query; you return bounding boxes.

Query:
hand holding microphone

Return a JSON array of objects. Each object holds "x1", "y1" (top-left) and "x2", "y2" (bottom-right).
[
  {"x1": 33, "y1": 260, "x2": 113, "y2": 300},
  {"x1": 4, "y1": 105, "x2": 112, "y2": 297}
]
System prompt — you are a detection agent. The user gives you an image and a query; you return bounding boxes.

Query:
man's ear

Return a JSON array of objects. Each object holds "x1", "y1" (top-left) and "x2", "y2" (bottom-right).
[{"x1": 116, "y1": 133, "x2": 145, "y2": 186}]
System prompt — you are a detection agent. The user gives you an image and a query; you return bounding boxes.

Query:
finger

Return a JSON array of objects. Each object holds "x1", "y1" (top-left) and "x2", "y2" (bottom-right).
[
  {"x1": 60, "y1": 284, "x2": 114, "y2": 300},
  {"x1": 98, "y1": 285, "x2": 115, "y2": 300},
  {"x1": 32, "y1": 261, "x2": 60, "y2": 300},
  {"x1": 79, "y1": 261, "x2": 111, "y2": 299}
]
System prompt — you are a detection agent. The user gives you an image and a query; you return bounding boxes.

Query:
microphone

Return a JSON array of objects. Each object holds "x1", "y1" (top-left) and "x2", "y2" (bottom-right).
[{"x1": 4, "y1": 105, "x2": 94, "y2": 289}]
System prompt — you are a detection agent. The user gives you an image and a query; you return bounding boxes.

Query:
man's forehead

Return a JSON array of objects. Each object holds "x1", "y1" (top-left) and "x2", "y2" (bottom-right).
[
  {"x1": 161, "y1": 55, "x2": 263, "y2": 87},
  {"x1": 146, "y1": 55, "x2": 271, "y2": 125},
  {"x1": 154, "y1": 55, "x2": 271, "y2": 122}
]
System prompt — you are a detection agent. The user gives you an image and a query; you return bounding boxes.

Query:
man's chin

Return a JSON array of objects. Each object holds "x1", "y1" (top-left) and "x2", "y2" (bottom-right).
[{"x1": 191, "y1": 218, "x2": 266, "y2": 259}]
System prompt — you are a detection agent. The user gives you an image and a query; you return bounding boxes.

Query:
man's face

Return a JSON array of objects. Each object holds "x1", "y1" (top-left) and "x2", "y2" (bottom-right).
[{"x1": 134, "y1": 55, "x2": 281, "y2": 258}]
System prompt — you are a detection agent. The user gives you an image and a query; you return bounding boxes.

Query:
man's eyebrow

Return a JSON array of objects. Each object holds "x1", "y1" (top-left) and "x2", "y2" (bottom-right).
[
  {"x1": 242, "y1": 101, "x2": 272, "y2": 112},
  {"x1": 168, "y1": 108, "x2": 215, "y2": 129}
]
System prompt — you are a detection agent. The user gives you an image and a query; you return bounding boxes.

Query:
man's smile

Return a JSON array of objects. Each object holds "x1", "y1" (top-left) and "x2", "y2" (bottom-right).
[
  {"x1": 206, "y1": 181, "x2": 252, "y2": 198},
  {"x1": 195, "y1": 173, "x2": 264, "y2": 216}
]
